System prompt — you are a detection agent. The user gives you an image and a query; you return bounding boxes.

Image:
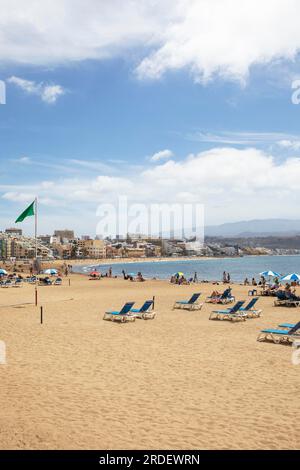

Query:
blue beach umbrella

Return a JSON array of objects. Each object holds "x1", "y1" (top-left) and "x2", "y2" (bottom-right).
[
  {"x1": 44, "y1": 268, "x2": 58, "y2": 275},
  {"x1": 260, "y1": 271, "x2": 280, "y2": 277},
  {"x1": 0, "y1": 269, "x2": 7, "y2": 275},
  {"x1": 281, "y1": 273, "x2": 300, "y2": 282}
]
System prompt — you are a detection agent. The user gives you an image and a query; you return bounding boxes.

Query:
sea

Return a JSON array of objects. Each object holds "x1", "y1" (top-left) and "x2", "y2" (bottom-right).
[{"x1": 73, "y1": 255, "x2": 300, "y2": 282}]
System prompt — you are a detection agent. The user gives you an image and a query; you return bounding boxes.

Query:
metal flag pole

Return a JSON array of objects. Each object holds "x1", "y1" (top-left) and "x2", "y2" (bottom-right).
[{"x1": 35, "y1": 197, "x2": 38, "y2": 259}]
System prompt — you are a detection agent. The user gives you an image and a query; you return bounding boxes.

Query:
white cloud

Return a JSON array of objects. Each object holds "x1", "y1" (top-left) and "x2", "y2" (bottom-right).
[
  {"x1": 188, "y1": 131, "x2": 300, "y2": 146},
  {"x1": 7, "y1": 76, "x2": 65, "y2": 103},
  {"x1": 17, "y1": 156, "x2": 32, "y2": 164},
  {"x1": 69, "y1": 159, "x2": 115, "y2": 173},
  {"x1": 136, "y1": 0, "x2": 300, "y2": 83},
  {"x1": 150, "y1": 149, "x2": 173, "y2": 162},
  {"x1": 2, "y1": 191, "x2": 36, "y2": 202},
  {"x1": 277, "y1": 139, "x2": 300, "y2": 151},
  {"x1": 0, "y1": 1, "x2": 300, "y2": 84},
  {"x1": 3, "y1": 147, "x2": 300, "y2": 231}
]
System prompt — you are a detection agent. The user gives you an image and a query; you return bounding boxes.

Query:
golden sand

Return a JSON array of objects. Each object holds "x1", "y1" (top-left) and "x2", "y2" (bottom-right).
[{"x1": 0, "y1": 275, "x2": 299, "y2": 449}]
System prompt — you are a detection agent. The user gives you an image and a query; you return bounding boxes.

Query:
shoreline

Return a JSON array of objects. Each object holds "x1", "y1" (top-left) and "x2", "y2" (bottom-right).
[{"x1": 47, "y1": 253, "x2": 297, "y2": 270}]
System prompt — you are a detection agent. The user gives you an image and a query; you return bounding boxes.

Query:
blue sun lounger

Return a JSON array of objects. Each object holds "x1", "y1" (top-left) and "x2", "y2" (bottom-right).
[
  {"x1": 278, "y1": 323, "x2": 297, "y2": 329},
  {"x1": 103, "y1": 302, "x2": 135, "y2": 322},
  {"x1": 173, "y1": 293, "x2": 203, "y2": 311},
  {"x1": 236, "y1": 297, "x2": 262, "y2": 318},
  {"x1": 130, "y1": 300, "x2": 156, "y2": 319},
  {"x1": 209, "y1": 300, "x2": 246, "y2": 321},
  {"x1": 214, "y1": 298, "x2": 261, "y2": 318},
  {"x1": 257, "y1": 321, "x2": 300, "y2": 344}
]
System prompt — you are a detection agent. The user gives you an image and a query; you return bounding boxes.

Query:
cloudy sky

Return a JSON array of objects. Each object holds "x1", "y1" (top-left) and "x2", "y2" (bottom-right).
[{"x1": 1, "y1": 0, "x2": 300, "y2": 235}]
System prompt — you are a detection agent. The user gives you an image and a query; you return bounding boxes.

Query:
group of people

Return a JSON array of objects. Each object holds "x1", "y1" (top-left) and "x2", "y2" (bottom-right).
[
  {"x1": 121, "y1": 270, "x2": 145, "y2": 282},
  {"x1": 170, "y1": 274, "x2": 189, "y2": 285},
  {"x1": 223, "y1": 271, "x2": 231, "y2": 283},
  {"x1": 243, "y1": 275, "x2": 281, "y2": 288}
]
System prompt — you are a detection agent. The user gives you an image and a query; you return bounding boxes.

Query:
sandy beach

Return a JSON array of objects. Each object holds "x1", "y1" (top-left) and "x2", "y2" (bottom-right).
[{"x1": 0, "y1": 274, "x2": 299, "y2": 450}]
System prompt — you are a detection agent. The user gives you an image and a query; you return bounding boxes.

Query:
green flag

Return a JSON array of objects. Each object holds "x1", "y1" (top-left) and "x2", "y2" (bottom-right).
[{"x1": 15, "y1": 201, "x2": 35, "y2": 223}]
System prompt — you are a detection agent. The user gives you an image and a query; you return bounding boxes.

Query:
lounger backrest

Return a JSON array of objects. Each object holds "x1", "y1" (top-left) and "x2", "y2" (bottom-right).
[
  {"x1": 120, "y1": 302, "x2": 135, "y2": 314},
  {"x1": 230, "y1": 301, "x2": 245, "y2": 313},
  {"x1": 140, "y1": 300, "x2": 153, "y2": 312},
  {"x1": 288, "y1": 321, "x2": 300, "y2": 335},
  {"x1": 276, "y1": 291, "x2": 286, "y2": 300},
  {"x1": 188, "y1": 293, "x2": 201, "y2": 304},
  {"x1": 245, "y1": 297, "x2": 258, "y2": 310}
]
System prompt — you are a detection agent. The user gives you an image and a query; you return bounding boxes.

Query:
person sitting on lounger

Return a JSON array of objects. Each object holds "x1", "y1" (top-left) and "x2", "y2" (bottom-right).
[
  {"x1": 222, "y1": 287, "x2": 232, "y2": 299},
  {"x1": 210, "y1": 290, "x2": 221, "y2": 298}
]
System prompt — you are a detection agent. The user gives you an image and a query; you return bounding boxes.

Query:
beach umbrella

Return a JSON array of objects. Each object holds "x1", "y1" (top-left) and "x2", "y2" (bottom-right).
[
  {"x1": 44, "y1": 268, "x2": 58, "y2": 275},
  {"x1": 0, "y1": 269, "x2": 7, "y2": 275},
  {"x1": 260, "y1": 271, "x2": 280, "y2": 277},
  {"x1": 90, "y1": 271, "x2": 100, "y2": 276},
  {"x1": 173, "y1": 272, "x2": 184, "y2": 277},
  {"x1": 281, "y1": 273, "x2": 300, "y2": 282}
]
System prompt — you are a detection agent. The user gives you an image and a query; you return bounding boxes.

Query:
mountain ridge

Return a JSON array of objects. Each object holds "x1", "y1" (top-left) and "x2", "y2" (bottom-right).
[{"x1": 205, "y1": 219, "x2": 300, "y2": 237}]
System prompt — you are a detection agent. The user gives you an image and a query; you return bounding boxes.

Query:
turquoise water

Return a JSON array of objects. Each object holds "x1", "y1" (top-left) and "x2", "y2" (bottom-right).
[{"x1": 73, "y1": 255, "x2": 300, "y2": 282}]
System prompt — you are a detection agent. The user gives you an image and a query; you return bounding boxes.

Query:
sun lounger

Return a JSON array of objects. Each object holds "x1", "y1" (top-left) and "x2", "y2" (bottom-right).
[
  {"x1": 257, "y1": 321, "x2": 300, "y2": 344},
  {"x1": 278, "y1": 323, "x2": 296, "y2": 329},
  {"x1": 274, "y1": 291, "x2": 300, "y2": 307},
  {"x1": 173, "y1": 293, "x2": 203, "y2": 311},
  {"x1": 1, "y1": 280, "x2": 14, "y2": 288},
  {"x1": 54, "y1": 278, "x2": 62, "y2": 286},
  {"x1": 274, "y1": 298, "x2": 300, "y2": 307},
  {"x1": 211, "y1": 298, "x2": 261, "y2": 319},
  {"x1": 238, "y1": 297, "x2": 262, "y2": 318},
  {"x1": 12, "y1": 279, "x2": 23, "y2": 287},
  {"x1": 206, "y1": 292, "x2": 235, "y2": 304},
  {"x1": 130, "y1": 300, "x2": 156, "y2": 319},
  {"x1": 103, "y1": 302, "x2": 136, "y2": 322},
  {"x1": 209, "y1": 301, "x2": 246, "y2": 322}
]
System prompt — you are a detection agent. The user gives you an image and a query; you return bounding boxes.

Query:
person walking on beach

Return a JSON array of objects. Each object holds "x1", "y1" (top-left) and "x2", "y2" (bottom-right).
[
  {"x1": 223, "y1": 271, "x2": 227, "y2": 283},
  {"x1": 227, "y1": 272, "x2": 231, "y2": 283},
  {"x1": 193, "y1": 272, "x2": 198, "y2": 283},
  {"x1": 108, "y1": 266, "x2": 112, "y2": 278}
]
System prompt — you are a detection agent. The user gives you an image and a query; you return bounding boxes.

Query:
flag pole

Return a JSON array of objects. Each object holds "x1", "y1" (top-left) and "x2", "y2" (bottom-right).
[{"x1": 35, "y1": 197, "x2": 38, "y2": 259}]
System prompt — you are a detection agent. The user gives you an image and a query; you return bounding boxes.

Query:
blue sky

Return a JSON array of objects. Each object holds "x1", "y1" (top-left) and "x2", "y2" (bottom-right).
[{"x1": 1, "y1": 0, "x2": 300, "y2": 236}]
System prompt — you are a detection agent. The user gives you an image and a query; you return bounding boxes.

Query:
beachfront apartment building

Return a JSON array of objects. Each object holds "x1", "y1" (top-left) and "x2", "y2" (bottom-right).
[
  {"x1": 77, "y1": 239, "x2": 106, "y2": 258},
  {"x1": 0, "y1": 233, "x2": 53, "y2": 260},
  {"x1": 0, "y1": 236, "x2": 12, "y2": 259}
]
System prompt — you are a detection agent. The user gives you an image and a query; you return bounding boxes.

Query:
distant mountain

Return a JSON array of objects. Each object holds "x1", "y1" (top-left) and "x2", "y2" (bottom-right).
[{"x1": 205, "y1": 219, "x2": 300, "y2": 237}]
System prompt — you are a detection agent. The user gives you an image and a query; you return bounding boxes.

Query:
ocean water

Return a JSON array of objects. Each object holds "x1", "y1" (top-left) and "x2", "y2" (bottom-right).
[{"x1": 73, "y1": 255, "x2": 300, "y2": 282}]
